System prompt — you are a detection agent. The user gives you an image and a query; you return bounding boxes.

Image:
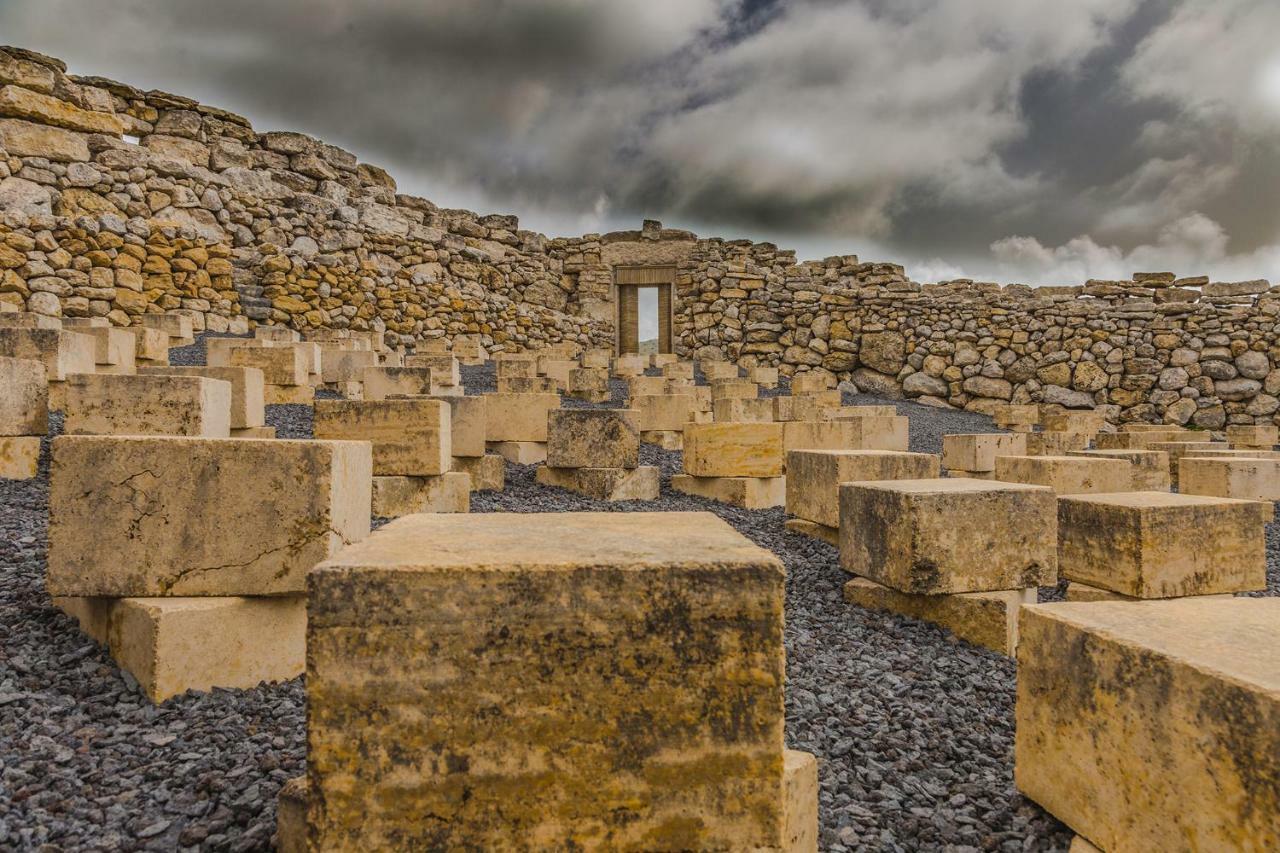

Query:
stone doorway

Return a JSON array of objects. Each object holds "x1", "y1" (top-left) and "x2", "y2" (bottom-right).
[{"x1": 614, "y1": 266, "x2": 674, "y2": 355}]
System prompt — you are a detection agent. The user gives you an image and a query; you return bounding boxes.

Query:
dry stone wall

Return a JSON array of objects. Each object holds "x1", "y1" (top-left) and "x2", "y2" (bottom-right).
[{"x1": 2, "y1": 45, "x2": 1278, "y2": 427}]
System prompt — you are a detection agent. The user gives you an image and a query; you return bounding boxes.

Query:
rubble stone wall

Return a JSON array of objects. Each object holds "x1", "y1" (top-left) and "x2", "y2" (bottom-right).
[{"x1": 2, "y1": 45, "x2": 1278, "y2": 427}]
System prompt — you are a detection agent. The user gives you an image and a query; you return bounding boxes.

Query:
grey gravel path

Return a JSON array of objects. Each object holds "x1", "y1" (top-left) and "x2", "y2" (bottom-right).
[{"x1": 0, "y1": 341, "x2": 1274, "y2": 850}]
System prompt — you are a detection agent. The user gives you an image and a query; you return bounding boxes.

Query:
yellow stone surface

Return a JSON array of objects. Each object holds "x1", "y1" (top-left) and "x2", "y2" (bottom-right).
[
  {"x1": 714, "y1": 397, "x2": 775, "y2": 423},
  {"x1": 843, "y1": 578, "x2": 1035, "y2": 655},
  {"x1": 140, "y1": 366, "x2": 265, "y2": 430},
  {"x1": 0, "y1": 355, "x2": 47, "y2": 435},
  {"x1": 0, "y1": 327, "x2": 95, "y2": 380},
  {"x1": 276, "y1": 777, "x2": 307, "y2": 853},
  {"x1": 229, "y1": 344, "x2": 307, "y2": 386},
  {"x1": 264, "y1": 383, "x2": 315, "y2": 405},
  {"x1": 631, "y1": 393, "x2": 697, "y2": 432},
  {"x1": 994, "y1": 454, "x2": 1133, "y2": 494},
  {"x1": 786, "y1": 449, "x2": 940, "y2": 528},
  {"x1": 1041, "y1": 411, "x2": 1104, "y2": 434},
  {"x1": 362, "y1": 366, "x2": 432, "y2": 400},
  {"x1": 1146, "y1": 441, "x2": 1228, "y2": 484},
  {"x1": 138, "y1": 313, "x2": 193, "y2": 342},
  {"x1": 782, "y1": 418, "x2": 909, "y2": 453},
  {"x1": 662, "y1": 361, "x2": 694, "y2": 380},
  {"x1": 1181, "y1": 456, "x2": 1280, "y2": 501},
  {"x1": 64, "y1": 373, "x2": 232, "y2": 438},
  {"x1": 546, "y1": 408, "x2": 640, "y2": 469},
  {"x1": 451, "y1": 453, "x2": 504, "y2": 491},
  {"x1": 0, "y1": 435, "x2": 40, "y2": 479},
  {"x1": 773, "y1": 391, "x2": 841, "y2": 422},
  {"x1": 1024, "y1": 432, "x2": 1089, "y2": 456},
  {"x1": 488, "y1": 440, "x2": 548, "y2": 464},
  {"x1": 319, "y1": 347, "x2": 377, "y2": 383},
  {"x1": 670, "y1": 473, "x2": 787, "y2": 508},
  {"x1": 1015, "y1": 599, "x2": 1280, "y2": 852},
  {"x1": 825, "y1": 405, "x2": 898, "y2": 420},
  {"x1": 941, "y1": 433, "x2": 1026, "y2": 473},
  {"x1": 1067, "y1": 449, "x2": 1170, "y2": 491},
  {"x1": 710, "y1": 378, "x2": 758, "y2": 401},
  {"x1": 750, "y1": 366, "x2": 779, "y2": 388},
  {"x1": 1226, "y1": 424, "x2": 1278, "y2": 449},
  {"x1": 125, "y1": 327, "x2": 169, "y2": 362},
  {"x1": 55, "y1": 595, "x2": 305, "y2": 703},
  {"x1": 495, "y1": 355, "x2": 537, "y2": 378},
  {"x1": 419, "y1": 394, "x2": 485, "y2": 458},
  {"x1": 306, "y1": 512, "x2": 787, "y2": 851},
  {"x1": 684, "y1": 422, "x2": 785, "y2": 477},
  {"x1": 0, "y1": 84, "x2": 124, "y2": 134},
  {"x1": 370, "y1": 472, "x2": 470, "y2": 517},
  {"x1": 625, "y1": 375, "x2": 666, "y2": 397},
  {"x1": 404, "y1": 353, "x2": 461, "y2": 388},
  {"x1": 1058, "y1": 491, "x2": 1269, "y2": 597},
  {"x1": 839, "y1": 478, "x2": 1058, "y2": 594},
  {"x1": 483, "y1": 392, "x2": 560, "y2": 442},
  {"x1": 790, "y1": 373, "x2": 832, "y2": 394},
  {"x1": 314, "y1": 399, "x2": 451, "y2": 476},
  {"x1": 535, "y1": 464, "x2": 661, "y2": 501},
  {"x1": 1062, "y1": 581, "x2": 1233, "y2": 603},
  {"x1": 993, "y1": 404, "x2": 1039, "y2": 427},
  {"x1": 1094, "y1": 430, "x2": 1188, "y2": 450},
  {"x1": 701, "y1": 361, "x2": 739, "y2": 381},
  {"x1": 62, "y1": 320, "x2": 136, "y2": 372},
  {"x1": 568, "y1": 367, "x2": 609, "y2": 402},
  {"x1": 47, "y1": 436, "x2": 371, "y2": 596},
  {"x1": 783, "y1": 750, "x2": 819, "y2": 853}
]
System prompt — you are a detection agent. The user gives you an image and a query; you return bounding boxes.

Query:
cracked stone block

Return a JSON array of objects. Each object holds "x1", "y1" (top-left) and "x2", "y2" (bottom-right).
[
  {"x1": 786, "y1": 449, "x2": 939, "y2": 529},
  {"x1": 140, "y1": 366, "x2": 265, "y2": 430},
  {"x1": 314, "y1": 399, "x2": 450, "y2": 476},
  {"x1": 839, "y1": 478, "x2": 1058, "y2": 594},
  {"x1": 46, "y1": 436, "x2": 371, "y2": 596},
  {"x1": 1015, "y1": 599, "x2": 1280, "y2": 852},
  {"x1": 64, "y1": 373, "x2": 232, "y2": 438},
  {"x1": 1057, "y1": 491, "x2": 1269, "y2": 597},
  {"x1": 305, "y1": 511, "x2": 787, "y2": 850}
]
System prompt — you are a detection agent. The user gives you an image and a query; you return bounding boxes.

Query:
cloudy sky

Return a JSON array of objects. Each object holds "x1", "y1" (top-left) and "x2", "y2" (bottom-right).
[{"x1": 3, "y1": 0, "x2": 1279, "y2": 284}]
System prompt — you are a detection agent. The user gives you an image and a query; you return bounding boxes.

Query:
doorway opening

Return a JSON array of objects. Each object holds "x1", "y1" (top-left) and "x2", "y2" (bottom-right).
[{"x1": 614, "y1": 266, "x2": 674, "y2": 355}]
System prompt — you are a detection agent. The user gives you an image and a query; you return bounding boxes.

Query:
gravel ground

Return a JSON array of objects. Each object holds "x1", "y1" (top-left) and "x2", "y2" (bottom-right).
[{"x1": 1, "y1": 341, "x2": 1275, "y2": 850}]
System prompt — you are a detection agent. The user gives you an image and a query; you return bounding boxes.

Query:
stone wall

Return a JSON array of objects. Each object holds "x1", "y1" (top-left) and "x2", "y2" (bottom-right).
[{"x1": 2, "y1": 45, "x2": 1279, "y2": 428}]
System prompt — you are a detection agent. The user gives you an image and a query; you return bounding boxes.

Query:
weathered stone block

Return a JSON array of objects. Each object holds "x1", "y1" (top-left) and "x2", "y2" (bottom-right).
[
  {"x1": 714, "y1": 397, "x2": 775, "y2": 423},
  {"x1": 1181, "y1": 456, "x2": 1280, "y2": 501},
  {"x1": 992, "y1": 404, "x2": 1039, "y2": 427},
  {"x1": 568, "y1": 367, "x2": 609, "y2": 402},
  {"x1": 124, "y1": 326, "x2": 169, "y2": 363},
  {"x1": 140, "y1": 366, "x2": 265, "y2": 430},
  {"x1": 790, "y1": 372, "x2": 831, "y2": 394},
  {"x1": 47, "y1": 436, "x2": 371, "y2": 596},
  {"x1": 631, "y1": 393, "x2": 696, "y2": 432},
  {"x1": 671, "y1": 473, "x2": 786, "y2": 508},
  {"x1": 773, "y1": 391, "x2": 841, "y2": 422},
  {"x1": 784, "y1": 750, "x2": 819, "y2": 853},
  {"x1": 844, "y1": 578, "x2": 1035, "y2": 655},
  {"x1": 546, "y1": 408, "x2": 640, "y2": 469},
  {"x1": 711, "y1": 378, "x2": 758, "y2": 401},
  {"x1": 497, "y1": 375, "x2": 559, "y2": 394},
  {"x1": 55, "y1": 595, "x2": 305, "y2": 703},
  {"x1": 1024, "y1": 432, "x2": 1089, "y2": 456},
  {"x1": 229, "y1": 344, "x2": 307, "y2": 386},
  {"x1": 314, "y1": 399, "x2": 451, "y2": 475},
  {"x1": 685, "y1": 422, "x2": 784, "y2": 477},
  {"x1": 62, "y1": 319, "x2": 136, "y2": 372},
  {"x1": 362, "y1": 366, "x2": 432, "y2": 400},
  {"x1": 1016, "y1": 599, "x2": 1280, "y2": 852},
  {"x1": 994, "y1": 454, "x2": 1133, "y2": 494},
  {"x1": 1068, "y1": 449, "x2": 1170, "y2": 491},
  {"x1": 306, "y1": 512, "x2": 786, "y2": 850},
  {"x1": 370, "y1": 472, "x2": 470, "y2": 517},
  {"x1": 941, "y1": 433, "x2": 1026, "y2": 473},
  {"x1": 1226, "y1": 424, "x2": 1278, "y2": 449},
  {"x1": 487, "y1": 440, "x2": 548, "y2": 464},
  {"x1": 839, "y1": 478, "x2": 1057, "y2": 594},
  {"x1": 419, "y1": 394, "x2": 485, "y2": 457},
  {"x1": 138, "y1": 314, "x2": 194, "y2": 344},
  {"x1": 0, "y1": 356, "x2": 47, "y2": 436},
  {"x1": 451, "y1": 453, "x2": 504, "y2": 491},
  {"x1": 318, "y1": 347, "x2": 378, "y2": 384},
  {"x1": 535, "y1": 464, "x2": 660, "y2": 501},
  {"x1": 0, "y1": 327, "x2": 95, "y2": 380},
  {"x1": 405, "y1": 353, "x2": 461, "y2": 387},
  {"x1": 0, "y1": 435, "x2": 40, "y2": 479},
  {"x1": 701, "y1": 361, "x2": 740, "y2": 381},
  {"x1": 483, "y1": 392, "x2": 560, "y2": 442},
  {"x1": 786, "y1": 449, "x2": 940, "y2": 528},
  {"x1": 783, "y1": 418, "x2": 909, "y2": 453},
  {"x1": 64, "y1": 373, "x2": 231, "y2": 437},
  {"x1": 264, "y1": 383, "x2": 315, "y2": 405},
  {"x1": 625, "y1": 375, "x2": 666, "y2": 398},
  {"x1": 1057, "y1": 491, "x2": 1269, "y2": 597},
  {"x1": 495, "y1": 355, "x2": 537, "y2": 379}
]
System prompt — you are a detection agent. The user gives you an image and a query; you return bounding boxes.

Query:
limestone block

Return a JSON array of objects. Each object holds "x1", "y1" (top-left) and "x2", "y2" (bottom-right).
[
  {"x1": 791, "y1": 372, "x2": 831, "y2": 394},
  {"x1": 276, "y1": 777, "x2": 307, "y2": 853},
  {"x1": 319, "y1": 347, "x2": 377, "y2": 383},
  {"x1": 138, "y1": 313, "x2": 193, "y2": 344},
  {"x1": 1094, "y1": 431, "x2": 1188, "y2": 450},
  {"x1": 265, "y1": 384, "x2": 315, "y2": 405},
  {"x1": 423, "y1": 394, "x2": 485, "y2": 457},
  {"x1": 581, "y1": 349, "x2": 611, "y2": 369},
  {"x1": 714, "y1": 397, "x2": 774, "y2": 423},
  {"x1": 1146, "y1": 440, "x2": 1230, "y2": 484},
  {"x1": 1068, "y1": 449, "x2": 1170, "y2": 491},
  {"x1": 124, "y1": 326, "x2": 169, "y2": 363},
  {"x1": 839, "y1": 478, "x2": 1058, "y2": 594},
  {"x1": 1181, "y1": 448, "x2": 1280, "y2": 460},
  {"x1": 362, "y1": 366, "x2": 432, "y2": 400},
  {"x1": 404, "y1": 353, "x2": 460, "y2": 387},
  {"x1": 55, "y1": 595, "x2": 305, "y2": 703},
  {"x1": 1024, "y1": 432, "x2": 1089, "y2": 456},
  {"x1": 546, "y1": 408, "x2": 640, "y2": 469},
  {"x1": 314, "y1": 399, "x2": 451, "y2": 476},
  {"x1": 685, "y1": 422, "x2": 784, "y2": 477},
  {"x1": 641, "y1": 429, "x2": 683, "y2": 450},
  {"x1": 232, "y1": 426, "x2": 276, "y2": 439},
  {"x1": 824, "y1": 405, "x2": 897, "y2": 420},
  {"x1": 568, "y1": 367, "x2": 609, "y2": 402},
  {"x1": 992, "y1": 404, "x2": 1039, "y2": 428},
  {"x1": 139, "y1": 366, "x2": 265, "y2": 429},
  {"x1": 498, "y1": 375, "x2": 559, "y2": 394},
  {"x1": 750, "y1": 366, "x2": 780, "y2": 388},
  {"x1": 0, "y1": 435, "x2": 40, "y2": 479},
  {"x1": 484, "y1": 392, "x2": 560, "y2": 442},
  {"x1": 0, "y1": 327, "x2": 95, "y2": 380},
  {"x1": 1015, "y1": 599, "x2": 1280, "y2": 852},
  {"x1": 62, "y1": 320, "x2": 136, "y2": 372},
  {"x1": 229, "y1": 344, "x2": 307, "y2": 386},
  {"x1": 651, "y1": 353, "x2": 677, "y2": 369},
  {"x1": 786, "y1": 449, "x2": 940, "y2": 528},
  {"x1": 1057, "y1": 491, "x2": 1269, "y2": 597},
  {"x1": 0, "y1": 356, "x2": 47, "y2": 435},
  {"x1": 64, "y1": 373, "x2": 231, "y2": 438},
  {"x1": 306, "y1": 512, "x2": 786, "y2": 851},
  {"x1": 1062, "y1": 581, "x2": 1233, "y2": 603},
  {"x1": 0, "y1": 311, "x2": 60, "y2": 329},
  {"x1": 844, "y1": 578, "x2": 1035, "y2": 656},
  {"x1": 535, "y1": 465, "x2": 660, "y2": 501},
  {"x1": 784, "y1": 750, "x2": 819, "y2": 853},
  {"x1": 784, "y1": 518, "x2": 839, "y2": 547},
  {"x1": 626, "y1": 375, "x2": 666, "y2": 398},
  {"x1": 774, "y1": 391, "x2": 841, "y2": 422},
  {"x1": 711, "y1": 378, "x2": 758, "y2": 401},
  {"x1": 451, "y1": 453, "x2": 504, "y2": 491},
  {"x1": 631, "y1": 393, "x2": 696, "y2": 432},
  {"x1": 370, "y1": 472, "x2": 470, "y2": 517},
  {"x1": 782, "y1": 418, "x2": 909, "y2": 453},
  {"x1": 671, "y1": 473, "x2": 786, "y2": 508},
  {"x1": 1226, "y1": 424, "x2": 1278, "y2": 449},
  {"x1": 487, "y1": 440, "x2": 548, "y2": 464},
  {"x1": 662, "y1": 361, "x2": 694, "y2": 380},
  {"x1": 254, "y1": 326, "x2": 300, "y2": 343},
  {"x1": 495, "y1": 355, "x2": 537, "y2": 379},
  {"x1": 47, "y1": 436, "x2": 372, "y2": 597},
  {"x1": 0, "y1": 118, "x2": 90, "y2": 161},
  {"x1": 539, "y1": 358, "x2": 577, "y2": 387},
  {"x1": 1041, "y1": 411, "x2": 1104, "y2": 434},
  {"x1": 941, "y1": 433, "x2": 1027, "y2": 473},
  {"x1": 994, "y1": 455, "x2": 1133, "y2": 494},
  {"x1": 701, "y1": 361, "x2": 740, "y2": 381}
]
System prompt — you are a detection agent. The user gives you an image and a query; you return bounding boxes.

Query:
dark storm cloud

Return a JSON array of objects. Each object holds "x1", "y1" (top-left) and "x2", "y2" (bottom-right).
[{"x1": 1, "y1": 0, "x2": 1277, "y2": 283}]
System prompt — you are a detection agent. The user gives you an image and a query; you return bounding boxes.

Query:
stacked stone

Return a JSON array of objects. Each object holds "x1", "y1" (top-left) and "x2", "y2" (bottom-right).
[
  {"x1": 993, "y1": 454, "x2": 1134, "y2": 494},
  {"x1": 61, "y1": 316, "x2": 136, "y2": 374},
  {"x1": 672, "y1": 422, "x2": 786, "y2": 508},
  {"x1": 1058, "y1": 490, "x2": 1270, "y2": 602},
  {"x1": 63, "y1": 371, "x2": 232, "y2": 438},
  {"x1": 310, "y1": 330, "x2": 380, "y2": 393},
  {"x1": 432, "y1": 394, "x2": 503, "y2": 492},
  {"x1": 282, "y1": 512, "x2": 817, "y2": 849},
  {"x1": 0, "y1": 312, "x2": 96, "y2": 408},
  {"x1": 941, "y1": 433, "x2": 1026, "y2": 479},
  {"x1": 840, "y1": 478, "x2": 1057, "y2": 655},
  {"x1": 313, "y1": 398, "x2": 467, "y2": 516},
  {"x1": 1024, "y1": 410, "x2": 1099, "y2": 456},
  {"x1": 140, "y1": 364, "x2": 270, "y2": 437},
  {"x1": 48, "y1": 435, "x2": 371, "y2": 702},
  {"x1": 535, "y1": 409, "x2": 658, "y2": 501},
  {"x1": 1015, "y1": 598, "x2": 1280, "y2": 852},
  {"x1": 483, "y1": 386, "x2": 561, "y2": 463},
  {"x1": 495, "y1": 352, "x2": 556, "y2": 394},
  {"x1": 0, "y1": 354, "x2": 45, "y2": 478},
  {"x1": 1066, "y1": 448, "x2": 1171, "y2": 490},
  {"x1": 784, "y1": 449, "x2": 939, "y2": 545}
]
